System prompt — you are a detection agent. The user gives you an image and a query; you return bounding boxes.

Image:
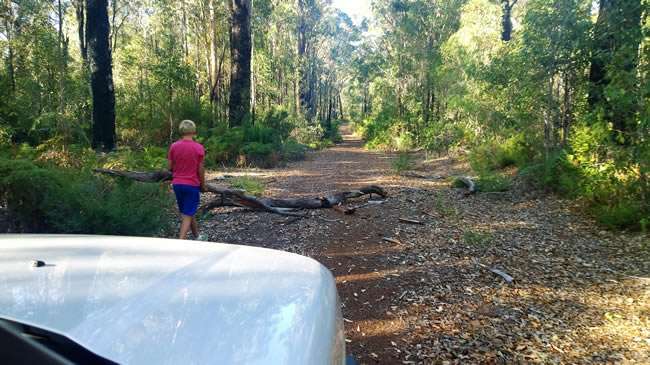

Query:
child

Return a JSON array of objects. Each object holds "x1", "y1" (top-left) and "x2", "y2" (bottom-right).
[{"x1": 168, "y1": 120, "x2": 208, "y2": 241}]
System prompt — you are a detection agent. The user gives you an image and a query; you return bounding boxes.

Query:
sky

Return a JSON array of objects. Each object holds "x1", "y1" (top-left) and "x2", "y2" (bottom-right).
[{"x1": 331, "y1": 0, "x2": 373, "y2": 21}]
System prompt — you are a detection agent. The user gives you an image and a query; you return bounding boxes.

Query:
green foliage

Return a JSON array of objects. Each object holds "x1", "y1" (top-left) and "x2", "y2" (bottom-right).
[
  {"x1": 282, "y1": 138, "x2": 309, "y2": 161},
  {"x1": 258, "y1": 108, "x2": 295, "y2": 143},
  {"x1": 423, "y1": 123, "x2": 465, "y2": 155},
  {"x1": 520, "y1": 150, "x2": 582, "y2": 196},
  {"x1": 0, "y1": 158, "x2": 174, "y2": 235},
  {"x1": 476, "y1": 173, "x2": 510, "y2": 192},
  {"x1": 469, "y1": 136, "x2": 536, "y2": 172},
  {"x1": 392, "y1": 152, "x2": 414, "y2": 173},
  {"x1": 202, "y1": 108, "x2": 313, "y2": 168},
  {"x1": 227, "y1": 176, "x2": 266, "y2": 196},
  {"x1": 596, "y1": 201, "x2": 647, "y2": 229},
  {"x1": 451, "y1": 178, "x2": 466, "y2": 189},
  {"x1": 464, "y1": 230, "x2": 493, "y2": 247},
  {"x1": 321, "y1": 119, "x2": 343, "y2": 143}
]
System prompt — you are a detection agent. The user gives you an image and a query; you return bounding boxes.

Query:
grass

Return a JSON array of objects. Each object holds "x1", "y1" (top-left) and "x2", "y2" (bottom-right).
[
  {"x1": 464, "y1": 230, "x2": 493, "y2": 247},
  {"x1": 227, "y1": 175, "x2": 266, "y2": 196}
]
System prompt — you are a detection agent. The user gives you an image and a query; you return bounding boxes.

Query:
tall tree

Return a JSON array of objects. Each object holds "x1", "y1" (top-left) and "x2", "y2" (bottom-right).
[
  {"x1": 75, "y1": 0, "x2": 87, "y2": 61},
  {"x1": 86, "y1": 0, "x2": 116, "y2": 151},
  {"x1": 229, "y1": 0, "x2": 252, "y2": 127},
  {"x1": 3, "y1": 0, "x2": 15, "y2": 93},
  {"x1": 588, "y1": 0, "x2": 644, "y2": 137}
]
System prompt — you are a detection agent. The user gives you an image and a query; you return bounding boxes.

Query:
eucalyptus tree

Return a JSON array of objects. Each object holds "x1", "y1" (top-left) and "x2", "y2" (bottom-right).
[
  {"x1": 229, "y1": 0, "x2": 252, "y2": 127},
  {"x1": 87, "y1": 0, "x2": 116, "y2": 151}
]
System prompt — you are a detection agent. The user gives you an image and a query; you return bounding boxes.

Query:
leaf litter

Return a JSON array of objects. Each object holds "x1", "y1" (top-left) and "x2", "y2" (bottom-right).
[{"x1": 186, "y1": 125, "x2": 649, "y2": 364}]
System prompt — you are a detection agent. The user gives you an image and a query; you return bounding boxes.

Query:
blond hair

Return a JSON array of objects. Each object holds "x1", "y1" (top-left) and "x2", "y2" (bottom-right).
[{"x1": 178, "y1": 120, "x2": 196, "y2": 136}]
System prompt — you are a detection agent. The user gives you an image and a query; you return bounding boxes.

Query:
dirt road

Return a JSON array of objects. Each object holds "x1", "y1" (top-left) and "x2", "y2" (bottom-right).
[{"x1": 202, "y1": 124, "x2": 649, "y2": 364}]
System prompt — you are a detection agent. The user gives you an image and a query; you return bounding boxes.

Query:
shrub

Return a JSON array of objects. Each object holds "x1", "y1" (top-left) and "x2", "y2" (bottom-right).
[
  {"x1": 520, "y1": 150, "x2": 582, "y2": 197},
  {"x1": 282, "y1": 138, "x2": 309, "y2": 161},
  {"x1": 596, "y1": 201, "x2": 647, "y2": 229},
  {"x1": 423, "y1": 122, "x2": 465, "y2": 155},
  {"x1": 321, "y1": 118, "x2": 343, "y2": 143},
  {"x1": 392, "y1": 152, "x2": 414, "y2": 173},
  {"x1": 476, "y1": 173, "x2": 510, "y2": 192},
  {"x1": 259, "y1": 107, "x2": 294, "y2": 142},
  {"x1": 0, "y1": 158, "x2": 175, "y2": 235},
  {"x1": 469, "y1": 135, "x2": 535, "y2": 172},
  {"x1": 204, "y1": 118, "x2": 298, "y2": 168}
]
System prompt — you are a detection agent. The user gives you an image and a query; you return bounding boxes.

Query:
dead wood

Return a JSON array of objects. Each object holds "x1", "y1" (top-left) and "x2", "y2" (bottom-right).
[
  {"x1": 382, "y1": 237, "x2": 403, "y2": 245},
  {"x1": 460, "y1": 176, "x2": 476, "y2": 194},
  {"x1": 471, "y1": 257, "x2": 514, "y2": 282},
  {"x1": 399, "y1": 218, "x2": 425, "y2": 225},
  {"x1": 334, "y1": 205, "x2": 355, "y2": 215},
  {"x1": 94, "y1": 169, "x2": 387, "y2": 217}
]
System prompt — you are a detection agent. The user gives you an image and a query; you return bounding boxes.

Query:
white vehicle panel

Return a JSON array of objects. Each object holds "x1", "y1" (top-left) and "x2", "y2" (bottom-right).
[{"x1": 0, "y1": 235, "x2": 345, "y2": 365}]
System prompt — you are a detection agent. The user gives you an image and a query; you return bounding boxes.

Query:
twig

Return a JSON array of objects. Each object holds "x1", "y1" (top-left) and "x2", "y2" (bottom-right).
[
  {"x1": 382, "y1": 237, "x2": 403, "y2": 245},
  {"x1": 471, "y1": 257, "x2": 514, "y2": 282},
  {"x1": 399, "y1": 218, "x2": 424, "y2": 225},
  {"x1": 421, "y1": 210, "x2": 439, "y2": 218}
]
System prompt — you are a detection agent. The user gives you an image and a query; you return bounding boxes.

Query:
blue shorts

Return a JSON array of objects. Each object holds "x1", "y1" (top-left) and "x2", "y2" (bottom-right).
[{"x1": 173, "y1": 184, "x2": 200, "y2": 216}]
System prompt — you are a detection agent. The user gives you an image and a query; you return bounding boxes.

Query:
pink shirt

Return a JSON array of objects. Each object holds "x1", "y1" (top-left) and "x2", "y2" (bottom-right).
[{"x1": 168, "y1": 139, "x2": 205, "y2": 186}]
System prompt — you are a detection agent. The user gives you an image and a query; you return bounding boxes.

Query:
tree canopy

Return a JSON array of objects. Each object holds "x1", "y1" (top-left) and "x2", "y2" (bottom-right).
[{"x1": 0, "y1": 0, "x2": 648, "y2": 228}]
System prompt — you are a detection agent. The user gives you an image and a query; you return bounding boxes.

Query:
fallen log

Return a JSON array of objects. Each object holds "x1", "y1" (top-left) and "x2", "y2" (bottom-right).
[{"x1": 94, "y1": 169, "x2": 387, "y2": 217}]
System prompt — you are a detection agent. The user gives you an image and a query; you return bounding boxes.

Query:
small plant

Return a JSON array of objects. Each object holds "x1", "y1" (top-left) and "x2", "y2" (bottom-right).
[
  {"x1": 228, "y1": 175, "x2": 266, "y2": 196},
  {"x1": 434, "y1": 191, "x2": 458, "y2": 216},
  {"x1": 392, "y1": 152, "x2": 414, "y2": 174},
  {"x1": 476, "y1": 173, "x2": 510, "y2": 192},
  {"x1": 464, "y1": 230, "x2": 493, "y2": 246}
]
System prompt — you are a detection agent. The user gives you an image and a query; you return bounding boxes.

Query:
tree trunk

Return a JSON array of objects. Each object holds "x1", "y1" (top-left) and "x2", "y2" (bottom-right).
[
  {"x1": 4, "y1": 0, "x2": 15, "y2": 93},
  {"x1": 110, "y1": 0, "x2": 117, "y2": 51},
  {"x1": 181, "y1": 0, "x2": 188, "y2": 59},
  {"x1": 297, "y1": 0, "x2": 311, "y2": 118},
  {"x1": 75, "y1": 0, "x2": 87, "y2": 61},
  {"x1": 57, "y1": 0, "x2": 66, "y2": 114},
  {"x1": 562, "y1": 72, "x2": 571, "y2": 146},
  {"x1": 87, "y1": 0, "x2": 116, "y2": 151},
  {"x1": 228, "y1": 0, "x2": 252, "y2": 128},
  {"x1": 544, "y1": 75, "x2": 554, "y2": 158},
  {"x1": 338, "y1": 93, "x2": 344, "y2": 121},
  {"x1": 209, "y1": 0, "x2": 218, "y2": 104},
  {"x1": 250, "y1": 0, "x2": 256, "y2": 124},
  {"x1": 327, "y1": 86, "x2": 332, "y2": 131},
  {"x1": 501, "y1": 0, "x2": 517, "y2": 42}
]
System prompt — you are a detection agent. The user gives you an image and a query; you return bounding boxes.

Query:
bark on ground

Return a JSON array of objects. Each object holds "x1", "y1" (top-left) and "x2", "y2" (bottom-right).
[{"x1": 188, "y1": 124, "x2": 650, "y2": 364}]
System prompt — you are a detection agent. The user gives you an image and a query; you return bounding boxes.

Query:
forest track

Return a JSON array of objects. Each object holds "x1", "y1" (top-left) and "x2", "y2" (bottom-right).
[{"x1": 200, "y1": 124, "x2": 649, "y2": 364}]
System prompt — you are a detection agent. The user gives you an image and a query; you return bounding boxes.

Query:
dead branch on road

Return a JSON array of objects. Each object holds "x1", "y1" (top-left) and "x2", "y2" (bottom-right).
[{"x1": 94, "y1": 169, "x2": 387, "y2": 217}]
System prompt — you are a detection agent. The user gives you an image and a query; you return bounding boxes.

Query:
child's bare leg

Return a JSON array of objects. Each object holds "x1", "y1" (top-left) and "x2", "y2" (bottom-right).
[
  {"x1": 190, "y1": 216, "x2": 199, "y2": 238},
  {"x1": 179, "y1": 214, "x2": 193, "y2": 239}
]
